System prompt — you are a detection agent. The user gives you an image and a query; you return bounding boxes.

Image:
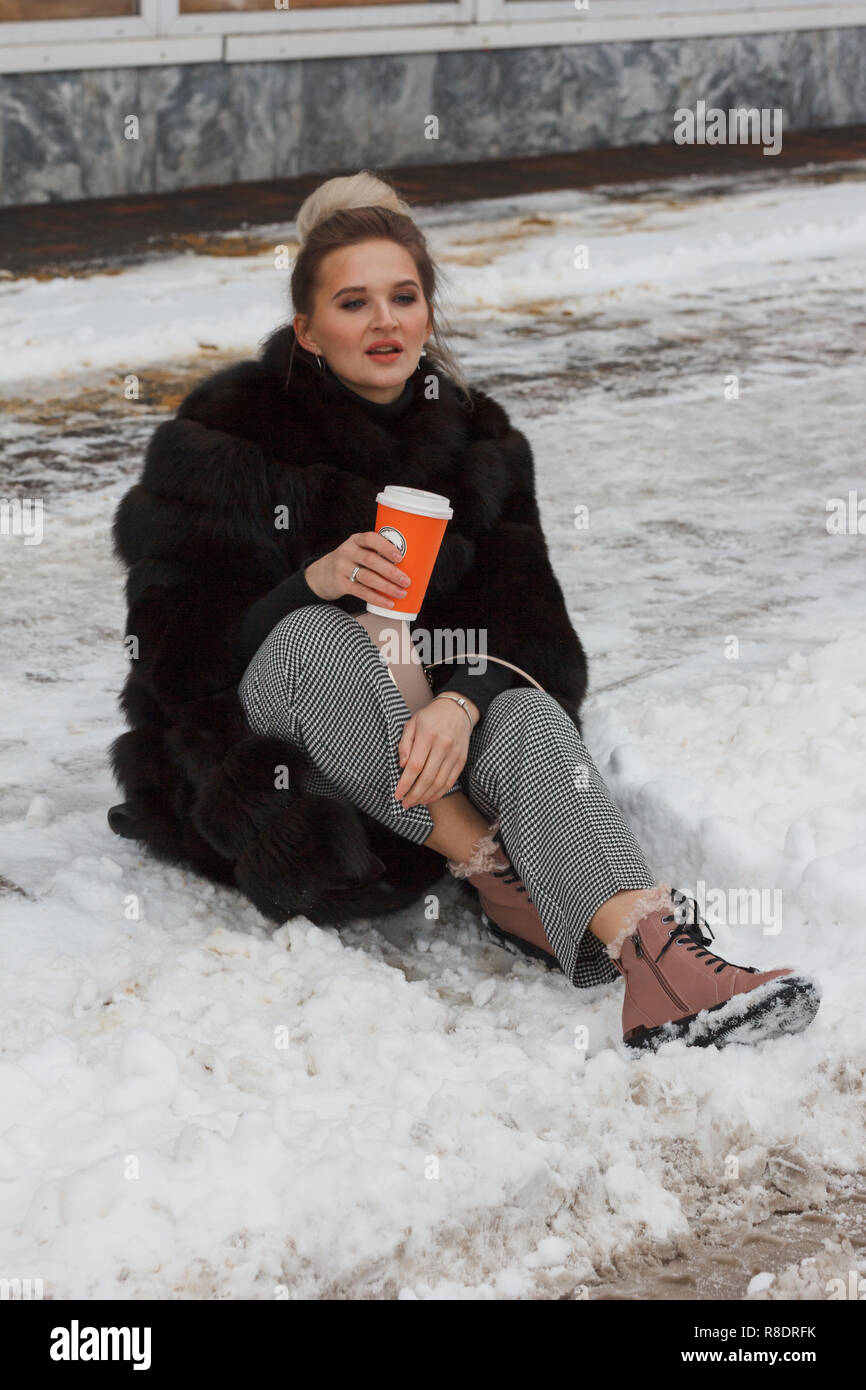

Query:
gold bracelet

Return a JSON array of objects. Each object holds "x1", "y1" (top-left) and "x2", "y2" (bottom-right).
[{"x1": 433, "y1": 692, "x2": 475, "y2": 729}]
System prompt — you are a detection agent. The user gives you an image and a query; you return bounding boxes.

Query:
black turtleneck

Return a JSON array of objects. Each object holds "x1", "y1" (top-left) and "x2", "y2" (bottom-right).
[
  {"x1": 323, "y1": 359, "x2": 416, "y2": 419},
  {"x1": 233, "y1": 362, "x2": 514, "y2": 722}
]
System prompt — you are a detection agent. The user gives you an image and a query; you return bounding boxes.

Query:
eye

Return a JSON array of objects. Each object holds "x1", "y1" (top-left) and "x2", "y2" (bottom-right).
[{"x1": 341, "y1": 294, "x2": 417, "y2": 310}]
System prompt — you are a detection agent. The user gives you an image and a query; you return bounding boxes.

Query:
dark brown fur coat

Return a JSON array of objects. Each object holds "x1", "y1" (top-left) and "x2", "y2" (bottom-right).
[{"x1": 108, "y1": 324, "x2": 588, "y2": 926}]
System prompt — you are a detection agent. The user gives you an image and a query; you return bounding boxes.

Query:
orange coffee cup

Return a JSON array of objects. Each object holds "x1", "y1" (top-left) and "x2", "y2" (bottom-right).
[{"x1": 367, "y1": 485, "x2": 454, "y2": 621}]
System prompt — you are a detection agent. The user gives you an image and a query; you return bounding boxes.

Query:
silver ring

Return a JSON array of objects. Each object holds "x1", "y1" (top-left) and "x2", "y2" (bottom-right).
[{"x1": 350, "y1": 564, "x2": 361, "y2": 583}]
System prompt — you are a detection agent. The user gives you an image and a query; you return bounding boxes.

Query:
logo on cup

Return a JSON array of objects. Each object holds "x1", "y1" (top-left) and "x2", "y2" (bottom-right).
[{"x1": 379, "y1": 524, "x2": 407, "y2": 559}]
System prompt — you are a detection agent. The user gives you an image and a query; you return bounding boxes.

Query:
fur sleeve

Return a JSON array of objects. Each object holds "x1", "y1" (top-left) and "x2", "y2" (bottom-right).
[{"x1": 112, "y1": 418, "x2": 283, "y2": 710}]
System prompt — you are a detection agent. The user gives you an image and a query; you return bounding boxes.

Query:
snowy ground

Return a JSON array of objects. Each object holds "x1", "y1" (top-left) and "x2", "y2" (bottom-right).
[{"x1": 1, "y1": 161, "x2": 865, "y2": 1300}]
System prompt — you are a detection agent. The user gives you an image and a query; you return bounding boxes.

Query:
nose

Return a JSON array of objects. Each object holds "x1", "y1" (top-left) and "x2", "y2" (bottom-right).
[{"x1": 369, "y1": 298, "x2": 399, "y2": 330}]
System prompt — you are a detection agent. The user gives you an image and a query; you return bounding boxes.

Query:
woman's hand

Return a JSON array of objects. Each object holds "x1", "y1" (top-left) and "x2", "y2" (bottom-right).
[
  {"x1": 304, "y1": 530, "x2": 412, "y2": 606},
  {"x1": 395, "y1": 696, "x2": 478, "y2": 809}
]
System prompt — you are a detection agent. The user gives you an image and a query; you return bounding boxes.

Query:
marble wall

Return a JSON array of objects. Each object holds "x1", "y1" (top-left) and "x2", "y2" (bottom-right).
[{"x1": 1, "y1": 25, "x2": 864, "y2": 206}]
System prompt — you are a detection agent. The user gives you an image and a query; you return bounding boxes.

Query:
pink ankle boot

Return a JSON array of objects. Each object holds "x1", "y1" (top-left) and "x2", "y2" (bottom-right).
[
  {"x1": 606, "y1": 885, "x2": 821, "y2": 1051},
  {"x1": 447, "y1": 819, "x2": 561, "y2": 970}
]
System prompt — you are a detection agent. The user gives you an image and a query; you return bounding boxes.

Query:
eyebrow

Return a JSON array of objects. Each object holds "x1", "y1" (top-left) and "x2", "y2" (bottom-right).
[{"x1": 331, "y1": 279, "x2": 420, "y2": 300}]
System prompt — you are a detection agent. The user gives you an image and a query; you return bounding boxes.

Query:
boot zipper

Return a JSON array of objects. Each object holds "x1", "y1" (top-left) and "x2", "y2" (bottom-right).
[{"x1": 633, "y1": 931, "x2": 689, "y2": 1013}]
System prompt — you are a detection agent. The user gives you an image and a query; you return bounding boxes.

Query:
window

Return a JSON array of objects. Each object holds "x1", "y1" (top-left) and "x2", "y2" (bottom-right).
[
  {"x1": 1, "y1": 0, "x2": 861, "y2": 71},
  {"x1": 0, "y1": 1, "x2": 140, "y2": 15},
  {"x1": 177, "y1": 0, "x2": 432, "y2": 9}
]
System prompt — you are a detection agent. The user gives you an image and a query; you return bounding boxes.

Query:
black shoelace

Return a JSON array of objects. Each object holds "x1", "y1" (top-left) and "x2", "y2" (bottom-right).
[
  {"x1": 656, "y1": 889, "x2": 755, "y2": 976},
  {"x1": 490, "y1": 826, "x2": 534, "y2": 905}
]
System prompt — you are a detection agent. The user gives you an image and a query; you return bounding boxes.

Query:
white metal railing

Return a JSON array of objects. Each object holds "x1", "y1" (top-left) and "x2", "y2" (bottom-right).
[{"x1": 1, "y1": 1, "x2": 863, "y2": 73}]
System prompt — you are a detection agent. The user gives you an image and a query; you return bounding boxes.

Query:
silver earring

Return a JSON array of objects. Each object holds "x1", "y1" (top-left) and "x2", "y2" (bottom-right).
[{"x1": 315, "y1": 354, "x2": 324, "y2": 371}]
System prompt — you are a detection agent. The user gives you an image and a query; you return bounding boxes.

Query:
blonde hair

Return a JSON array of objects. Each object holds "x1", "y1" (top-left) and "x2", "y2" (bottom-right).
[
  {"x1": 286, "y1": 168, "x2": 472, "y2": 403},
  {"x1": 295, "y1": 170, "x2": 415, "y2": 248}
]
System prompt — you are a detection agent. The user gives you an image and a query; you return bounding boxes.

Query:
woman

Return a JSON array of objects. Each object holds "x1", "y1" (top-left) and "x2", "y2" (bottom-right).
[{"x1": 108, "y1": 170, "x2": 819, "y2": 1052}]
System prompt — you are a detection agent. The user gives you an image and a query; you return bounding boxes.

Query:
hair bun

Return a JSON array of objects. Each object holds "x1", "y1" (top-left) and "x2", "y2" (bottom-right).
[{"x1": 296, "y1": 170, "x2": 415, "y2": 247}]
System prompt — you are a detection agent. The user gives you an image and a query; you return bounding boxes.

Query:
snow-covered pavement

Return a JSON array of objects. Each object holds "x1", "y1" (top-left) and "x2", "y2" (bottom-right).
[{"x1": 0, "y1": 161, "x2": 864, "y2": 1299}]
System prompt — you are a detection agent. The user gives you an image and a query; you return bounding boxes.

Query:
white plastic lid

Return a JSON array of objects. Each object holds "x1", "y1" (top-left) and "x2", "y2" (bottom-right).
[{"x1": 375, "y1": 484, "x2": 453, "y2": 520}]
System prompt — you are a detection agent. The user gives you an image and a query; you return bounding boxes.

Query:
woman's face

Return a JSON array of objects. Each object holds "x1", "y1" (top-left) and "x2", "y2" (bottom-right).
[{"x1": 294, "y1": 238, "x2": 434, "y2": 405}]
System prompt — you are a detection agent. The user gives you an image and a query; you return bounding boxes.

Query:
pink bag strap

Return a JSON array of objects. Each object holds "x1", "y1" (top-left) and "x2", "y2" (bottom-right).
[{"x1": 423, "y1": 654, "x2": 546, "y2": 692}]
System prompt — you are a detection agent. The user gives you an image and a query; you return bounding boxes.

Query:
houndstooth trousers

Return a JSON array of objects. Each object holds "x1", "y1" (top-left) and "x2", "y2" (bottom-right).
[{"x1": 238, "y1": 603, "x2": 657, "y2": 989}]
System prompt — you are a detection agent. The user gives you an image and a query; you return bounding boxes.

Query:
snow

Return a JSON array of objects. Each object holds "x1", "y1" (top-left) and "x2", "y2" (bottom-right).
[
  {"x1": 746, "y1": 1270, "x2": 776, "y2": 1297},
  {"x1": 0, "y1": 160, "x2": 864, "y2": 1299}
]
